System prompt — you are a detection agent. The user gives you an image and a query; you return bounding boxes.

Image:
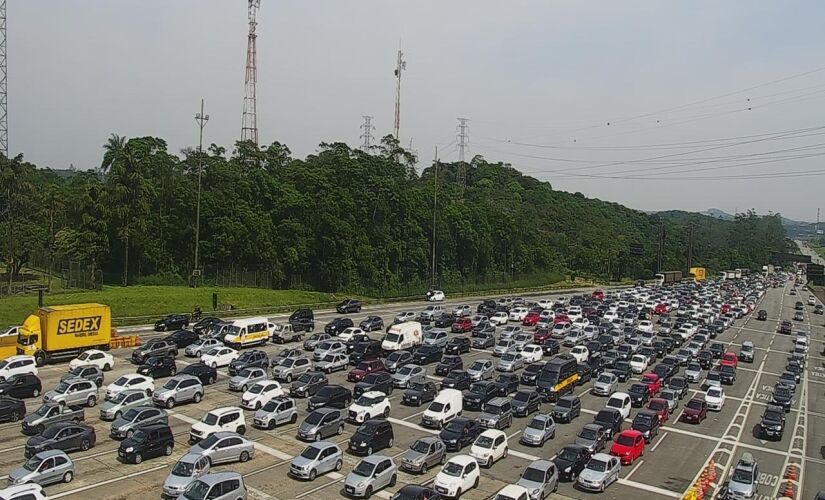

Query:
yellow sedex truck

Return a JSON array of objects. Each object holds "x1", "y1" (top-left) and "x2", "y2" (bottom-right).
[{"x1": 17, "y1": 304, "x2": 112, "y2": 366}]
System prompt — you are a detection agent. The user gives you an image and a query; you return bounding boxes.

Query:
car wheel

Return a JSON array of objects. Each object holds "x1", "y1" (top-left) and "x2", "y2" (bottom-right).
[
  {"x1": 600, "y1": 482, "x2": 605, "y2": 492},
  {"x1": 194, "y1": 392, "x2": 203, "y2": 403},
  {"x1": 456, "y1": 488, "x2": 462, "y2": 499},
  {"x1": 338, "y1": 424, "x2": 344, "y2": 435},
  {"x1": 383, "y1": 407, "x2": 390, "y2": 418},
  {"x1": 208, "y1": 375, "x2": 216, "y2": 385},
  {"x1": 237, "y1": 425, "x2": 246, "y2": 435},
  {"x1": 503, "y1": 447, "x2": 508, "y2": 458},
  {"x1": 134, "y1": 453, "x2": 143, "y2": 464},
  {"x1": 10, "y1": 411, "x2": 19, "y2": 422},
  {"x1": 166, "y1": 398, "x2": 176, "y2": 409},
  {"x1": 103, "y1": 363, "x2": 112, "y2": 371},
  {"x1": 145, "y1": 389, "x2": 152, "y2": 397},
  {"x1": 170, "y1": 368, "x2": 176, "y2": 376},
  {"x1": 114, "y1": 410, "x2": 122, "y2": 420},
  {"x1": 125, "y1": 429, "x2": 134, "y2": 439},
  {"x1": 486, "y1": 456, "x2": 492, "y2": 467},
  {"x1": 242, "y1": 384, "x2": 248, "y2": 392},
  {"x1": 63, "y1": 471, "x2": 74, "y2": 483},
  {"x1": 240, "y1": 451, "x2": 250, "y2": 462},
  {"x1": 32, "y1": 388, "x2": 40, "y2": 398},
  {"x1": 367, "y1": 446, "x2": 373, "y2": 455},
  {"x1": 286, "y1": 374, "x2": 293, "y2": 383},
  {"x1": 314, "y1": 433, "x2": 322, "y2": 442},
  {"x1": 365, "y1": 486, "x2": 373, "y2": 499},
  {"x1": 308, "y1": 468, "x2": 317, "y2": 481},
  {"x1": 211, "y1": 362, "x2": 217, "y2": 369}
]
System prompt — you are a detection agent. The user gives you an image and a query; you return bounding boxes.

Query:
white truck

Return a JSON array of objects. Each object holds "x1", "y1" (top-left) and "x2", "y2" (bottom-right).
[{"x1": 381, "y1": 322, "x2": 423, "y2": 352}]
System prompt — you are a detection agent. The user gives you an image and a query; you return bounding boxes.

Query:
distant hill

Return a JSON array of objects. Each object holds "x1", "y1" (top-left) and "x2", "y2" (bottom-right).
[{"x1": 700, "y1": 208, "x2": 735, "y2": 220}]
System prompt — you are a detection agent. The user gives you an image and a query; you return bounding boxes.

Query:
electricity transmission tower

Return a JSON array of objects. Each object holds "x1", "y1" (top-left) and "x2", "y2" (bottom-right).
[
  {"x1": 360, "y1": 115, "x2": 375, "y2": 151},
  {"x1": 456, "y1": 118, "x2": 470, "y2": 189},
  {"x1": 241, "y1": 0, "x2": 261, "y2": 145}
]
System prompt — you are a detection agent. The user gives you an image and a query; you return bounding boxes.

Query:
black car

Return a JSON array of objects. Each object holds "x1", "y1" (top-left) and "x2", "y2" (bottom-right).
[
  {"x1": 434, "y1": 314, "x2": 457, "y2": 328},
  {"x1": 289, "y1": 308, "x2": 315, "y2": 333},
  {"x1": 520, "y1": 363, "x2": 543, "y2": 386},
  {"x1": 596, "y1": 334, "x2": 615, "y2": 350},
  {"x1": 638, "y1": 346, "x2": 657, "y2": 364},
  {"x1": 771, "y1": 384, "x2": 793, "y2": 411},
  {"x1": 652, "y1": 363, "x2": 675, "y2": 382},
  {"x1": 477, "y1": 300, "x2": 497, "y2": 314},
  {"x1": 551, "y1": 395, "x2": 581, "y2": 423},
  {"x1": 25, "y1": 421, "x2": 96, "y2": 458},
  {"x1": 577, "y1": 363, "x2": 593, "y2": 384},
  {"x1": 137, "y1": 356, "x2": 177, "y2": 379},
  {"x1": 191, "y1": 317, "x2": 222, "y2": 336},
  {"x1": 180, "y1": 363, "x2": 217, "y2": 385},
  {"x1": 392, "y1": 485, "x2": 442, "y2": 500},
  {"x1": 325, "y1": 317, "x2": 354, "y2": 336},
  {"x1": 540, "y1": 339, "x2": 561, "y2": 356},
  {"x1": 628, "y1": 383, "x2": 651, "y2": 407},
  {"x1": 117, "y1": 423, "x2": 174, "y2": 464},
  {"x1": 697, "y1": 350, "x2": 713, "y2": 369},
  {"x1": 0, "y1": 374, "x2": 41, "y2": 399},
  {"x1": 354, "y1": 372, "x2": 393, "y2": 398},
  {"x1": 154, "y1": 314, "x2": 189, "y2": 332},
  {"x1": 307, "y1": 385, "x2": 352, "y2": 410},
  {"x1": 669, "y1": 334, "x2": 685, "y2": 348},
  {"x1": 0, "y1": 396, "x2": 26, "y2": 422},
  {"x1": 493, "y1": 373, "x2": 520, "y2": 396},
  {"x1": 435, "y1": 356, "x2": 463, "y2": 376},
  {"x1": 413, "y1": 345, "x2": 443, "y2": 365},
  {"x1": 511, "y1": 390, "x2": 542, "y2": 417},
  {"x1": 586, "y1": 341, "x2": 603, "y2": 356},
  {"x1": 402, "y1": 381, "x2": 437, "y2": 406},
  {"x1": 463, "y1": 382, "x2": 498, "y2": 410},
  {"x1": 553, "y1": 444, "x2": 591, "y2": 482},
  {"x1": 359, "y1": 316, "x2": 384, "y2": 332},
  {"x1": 759, "y1": 404, "x2": 786, "y2": 439},
  {"x1": 349, "y1": 341, "x2": 383, "y2": 364},
  {"x1": 349, "y1": 419, "x2": 394, "y2": 456},
  {"x1": 631, "y1": 410, "x2": 660, "y2": 442},
  {"x1": 444, "y1": 337, "x2": 471, "y2": 355},
  {"x1": 163, "y1": 330, "x2": 199, "y2": 349},
  {"x1": 290, "y1": 371, "x2": 328, "y2": 398},
  {"x1": 441, "y1": 370, "x2": 471, "y2": 391},
  {"x1": 228, "y1": 350, "x2": 270, "y2": 376},
  {"x1": 611, "y1": 361, "x2": 632, "y2": 382},
  {"x1": 470, "y1": 332, "x2": 495, "y2": 349},
  {"x1": 438, "y1": 417, "x2": 481, "y2": 451},
  {"x1": 708, "y1": 342, "x2": 725, "y2": 359},
  {"x1": 131, "y1": 339, "x2": 177, "y2": 364},
  {"x1": 472, "y1": 321, "x2": 496, "y2": 335},
  {"x1": 345, "y1": 334, "x2": 372, "y2": 354},
  {"x1": 593, "y1": 408, "x2": 623, "y2": 438},
  {"x1": 336, "y1": 299, "x2": 362, "y2": 314},
  {"x1": 668, "y1": 376, "x2": 689, "y2": 399},
  {"x1": 719, "y1": 365, "x2": 736, "y2": 385},
  {"x1": 652, "y1": 341, "x2": 668, "y2": 358}
]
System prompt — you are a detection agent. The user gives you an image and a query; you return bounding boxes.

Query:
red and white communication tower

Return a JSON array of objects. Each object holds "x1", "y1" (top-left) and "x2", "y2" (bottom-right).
[{"x1": 241, "y1": 0, "x2": 261, "y2": 145}]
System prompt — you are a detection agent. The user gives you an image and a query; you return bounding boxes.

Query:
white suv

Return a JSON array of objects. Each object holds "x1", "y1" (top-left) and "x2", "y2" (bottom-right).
[
  {"x1": 241, "y1": 381, "x2": 284, "y2": 411},
  {"x1": 0, "y1": 356, "x2": 37, "y2": 381},
  {"x1": 106, "y1": 373, "x2": 155, "y2": 400},
  {"x1": 347, "y1": 391, "x2": 391, "y2": 423},
  {"x1": 189, "y1": 406, "x2": 246, "y2": 444},
  {"x1": 434, "y1": 455, "x2": 480, "y2": 498}
]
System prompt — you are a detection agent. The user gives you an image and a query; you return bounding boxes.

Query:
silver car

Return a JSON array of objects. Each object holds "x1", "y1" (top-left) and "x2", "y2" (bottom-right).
[
  {"x1": 520, "y1": 413, "x2": 555, "y2": 447},
  {"x1": 289, "y1": 441, "x2": 343, "y2": 481},
  {"x1": 575, "y1": 423, "x2": 607, "y2": 454},
  {"x1": 499, "y1": 326, "x2": 522, "y2": 340},
  {"x1": 591, "y1": 372, "x2": 618, "y2": 396},
  {"x1": 496, "y1": 352, "x2": 524, "y2": 372},
  {"x1": 493, "y1": 339, "x2": 516, "y2": 357},
  {"x1": 180, "y1": 472, "x2": 246, "y2": 500},
  {"x1": 7, "y1": 450, "x2": 75, "y2": 486},
  {"x1": 512, "y1": 333, "x2": 532, "y2": 350},
  {"x1": 383, "y1": 351, "x2": 413, "y2": 373},
  {"x1": 228, "y1": 367, "x2": 268, "y2": 392},
  {"x1": 163, "y1": 454, "x2": 211, "y2": 499},
  {"x1": 423, "y1": 331, "x2": 448, "y2": 348},
  {"x1": 400, "y1": 437, "x2": 446, "y2": 474},
  {"x1": 391, "y1": 364, "x2": 426, "y2": 388},
  {"x1": 684, "y1": 363, "x2": 703, "y2": 383},
  {"x1": 272, "y1": 357, "x2": 312, "y2": 383},
  {"x1": 313, "y1": 341, "x2": 347, "y2": 362},
  {"x1": 152, "y1": 375, "x2": 204, "y2": 409},
  {"x1": 314, "y1": 353, "x2": 349, "y2": 374},
  {"x1": 297, "y1": 408, "x2": 345, "y2": 442},
  {"x1": 100, "y1": 389, "x2": 151, "y2": 420},
  {"x1": 467, "y1": 359, "x2": 495, "y2": 381},
  {"x1": 659, "y1": 389, "x2": 679, "y2": 413},
  {"x1": 577, "y1": 453, "x2": 620, "y2": 492},
  {"x1": 517, "y1": 459, "x2": 559, "y2": 500},
  {"x1": 186, "y1": 431, "x2": 255, "y2": 465},
  {"x1": 60, "y1": 365, "x2": 104, "y2": 387},
  {"x1": 185, "y1": 338, "x2": 223, "y2": 357},
  {"x1": 344, "y1": 454, "x2": 398, "y2": 498},
  {"x1": 110, "y1": 406, "x2": 168, "y2": 439},
  {"x1": 253, "y1": 396, "x2": 298, "y2": 430},
  {"x1": 43, "y1": 378, "x2": 99, "y2": 408}
]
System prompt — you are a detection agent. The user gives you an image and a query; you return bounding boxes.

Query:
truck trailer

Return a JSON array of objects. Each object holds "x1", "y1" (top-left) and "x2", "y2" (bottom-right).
[{"x1": 17, "y1": 304, "x2": 112, "y2": 366}]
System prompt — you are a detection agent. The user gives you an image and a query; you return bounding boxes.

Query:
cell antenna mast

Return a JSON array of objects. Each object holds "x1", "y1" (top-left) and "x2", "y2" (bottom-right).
[
  {"x1": 393, "y1": 46, "x2": 406, "y2": 141},
  {"x1": 457, "y1": 118, "x2": 470, "y2": 189},
  {"x1": 241, "y1": 0, "x2": 261, "y2": 145},
  {"x1": 360, "y1": 115, "x2": 375, "y2": 151},
  {"x1": 0, "y1": 0, "x2": 7, "y2": 157}
]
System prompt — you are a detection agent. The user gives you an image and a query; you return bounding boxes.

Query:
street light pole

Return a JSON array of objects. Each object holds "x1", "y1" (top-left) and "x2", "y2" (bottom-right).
[{"x1": 193, "y1": 99, "x2": 209, "y2": 285}]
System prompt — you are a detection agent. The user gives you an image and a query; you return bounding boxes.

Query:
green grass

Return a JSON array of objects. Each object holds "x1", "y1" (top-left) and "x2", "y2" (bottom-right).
[{"x1": 0, "y1": 286, "x2": 342, "y2": 327}]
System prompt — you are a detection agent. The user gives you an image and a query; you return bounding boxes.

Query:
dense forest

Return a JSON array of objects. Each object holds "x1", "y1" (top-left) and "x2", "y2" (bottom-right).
[{"x1": 0, "y1": 135, "x2": 789, "y2": 296}]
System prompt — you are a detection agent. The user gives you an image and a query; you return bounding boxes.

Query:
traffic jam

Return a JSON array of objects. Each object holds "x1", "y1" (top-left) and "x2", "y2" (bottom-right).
[{"x1": 0, "y1": 272, "x2": 821, "y2": 500}]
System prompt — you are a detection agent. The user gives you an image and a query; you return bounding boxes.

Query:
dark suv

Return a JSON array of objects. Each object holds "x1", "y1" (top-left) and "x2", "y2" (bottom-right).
[
  {"x1": 137, "y1": 356, "x2": 177, "y2": 379},
  {"x1": 348, "y1": 419, "x2": 394, "y2": 456},
  {"x1": 325, "y1": 317, "x2": 354, "y2": 336},
  {"x1": 163, "y1": 330, "x2": 199, "y2": 349},
  {"x1": 435, "y1": 355, "x2": 463, "y2": 376},
  {"x1": 228, "y1": 350, "x2": 270, "y2": 376},
  {"x1": 154, "y1": 314, "x2": 189, "y2": 332},
  {"x1": 308, "y1": 385, "x2": 352, "y2": 410},
  {"x1": 354, "y1": 373, "x2": 393, "y2": 398},
  {"x1": 463, "y1": 382, "x2": 498, "y2": 411},
  {"x1": 759, "y1": 405, "x2": 786, "y2": 440},
  {"x1": 413, "y1": 345, "x2": 443, "y2": 365},
  {"x1": 117, "y1": 423, "x2": 174, "y2": 463},
  {"x1": 289, "y1": 308, "x2": 315, "y2": 333},
  {"x1": 180, "y1": 363, "x2": 218, "y2": 386},
  {"x1": 0, "y1": 374, "x2": 42, "y2": 399},
  {"x1": 131, "y1": 339, "x2": 178, "y2": 364},
  {"x1": 444, "y1": 337, "x2": 471, "y2": 355},
  {"x1": 350, "y1": 341, "x2": 383, "y2": 364},
  {"x1": 438, "y1": 417, "x2": 481, "y2": 451},
  {"x1": 336, "y1": 299, "x2": 362, "y2": 314}
]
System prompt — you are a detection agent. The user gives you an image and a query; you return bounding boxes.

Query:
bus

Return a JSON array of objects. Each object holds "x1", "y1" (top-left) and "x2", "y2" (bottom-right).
[
  {"x1": 536, "y1": 356, "x2": 579, "y2": 402},
  {"x1": 223, "y1": 317, "x2": 273, "y2": 349}
]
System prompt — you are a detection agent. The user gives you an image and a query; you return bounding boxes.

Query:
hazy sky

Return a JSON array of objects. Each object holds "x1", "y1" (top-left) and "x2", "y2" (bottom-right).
[{"x1": 11, "y1": 1, "x2": 825, "y2": 221}]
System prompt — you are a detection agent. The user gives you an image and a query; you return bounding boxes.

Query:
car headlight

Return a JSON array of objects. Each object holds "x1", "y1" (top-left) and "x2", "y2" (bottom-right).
[
  {"x1": 565, "y1": 466, "x2": 572, "y2": 473},
  {"x1": 357, "y1": 481, "x2": 366, "y2": 488},
  {"x1": 125, "y1": 447, "x2": 134, "y2": 453}
]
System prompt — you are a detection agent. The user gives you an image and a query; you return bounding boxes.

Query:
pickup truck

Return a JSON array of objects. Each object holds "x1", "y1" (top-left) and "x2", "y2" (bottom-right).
[
  {"x1": 271, "y1": 324, "x2": 304, "y2": 344},
  {"x1": 21, "y1": 403, "x2": 85, "y2": 435}
]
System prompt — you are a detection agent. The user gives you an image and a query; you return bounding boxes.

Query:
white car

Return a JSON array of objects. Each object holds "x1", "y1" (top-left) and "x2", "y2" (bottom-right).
[
  {"x1": 629, "y1": 354, "x2": 649, "y2": 374},
  {"x1": 0, "y1": 484, "x2": 47, "y2": 500},
  {"x1": 572, "y1": 317, "x2": 590, "y2": 330},
  {"x1": 570, "y1": 345, "x2": 589, "y2": 364},
  {"x1": 201, "y1": 346, "x2": 239, "y2": 368},
  {"x1": 428, "y1": 290, "x2": 446, "y2": 302},
  {"x1": 509, "y1": 307, "x2": 529, "y2": 322},
  {"x1": 519, "y1": 344, "x2": 544, "y2": 363},
  {"x1": 0, "y1": 326, "x2": 20, "y2": 339},
  {"x1": 347, "y1": 391, "x2": 391, "y2": 423},
  {"x1": 0, "y1": 355, "x2": 37, "y2": 381},
  {"x1": 605, "y1": 392, "x2": 632, "y2": 419},
  {"x1": 240, "y1": 381, "x2": 284, "y2": 410},
  {"x1": 69, "y1": 349, "x2": 114, "y2": 371},
  {"x1": 106, "y1": 373, "x2": 154, "y2": 400},
  {"x1": 637, "y1": 320, "x2": 654, "y2": 333},
  {"x1": 704, "y1": 386, "x2": 725, "y2": 411},
  {"x1": 490, "y1": 312, "x2": 509, "y2": 326},
  {"x1": 434, "y1": 455, "x2": 480, "y2": 498},
  {"x1": 189, "y1": 407, "x2": 246, "y2": 443},
  {"x1": 567, "y1": 306, "x2": 583, "y2": 320},
  {"x1": 603, "y1": 311, "x2": 618, "y2": 321},
  {"x1": 337, "y1": 327, "x2": 365, "y2": 342},
  {"x1": 536, "y1": 299, "x2": 553, "y2": 309},
  {"x1": 470, "y1": 429, "x2": 508, "y2": 468}
]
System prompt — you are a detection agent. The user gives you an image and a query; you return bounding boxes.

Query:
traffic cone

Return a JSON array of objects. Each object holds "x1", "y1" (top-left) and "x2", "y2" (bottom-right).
[
  {"x1": 781, "y1": 481, "x2": 796, "y2": 499},
  {"x1": 787, "y1": 464, "x2": 799, "y2": 481}
]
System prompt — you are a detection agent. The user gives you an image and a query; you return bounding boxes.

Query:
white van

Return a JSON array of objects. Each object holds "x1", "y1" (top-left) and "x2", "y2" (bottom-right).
[
  {"x1": 421, "y1": 389, "x2": 462, "y2": 429},
  {"x1": 381, "y1": 322, "x2": 423, "y2": 352},
  {"x1": 223, "y1": 317, "x2": 273, "y2": 349}
]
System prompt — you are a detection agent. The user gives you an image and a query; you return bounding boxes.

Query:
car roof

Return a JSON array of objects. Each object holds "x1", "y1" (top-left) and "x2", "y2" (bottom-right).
[
  {"x1": 195, "y1": 472, "x2": 243, "y2": 485},
  {"x1": 591, "y1": 452, "x2": 613, "y2": 462},
  {"x1": 448, "y1": 454, "x2": 477, "y2": 466},
  {"x1": 361, "y1": 453, "x2": 391, "y2": 465},
  {"x1": 208, "y1": 406, "x2": 242, "y2": 415},
  {"x1": 478, "y1": 429, "x2": 505, "y2": 439},
  {"x1": 619, "y1": 429, "x2": 644, "y2": 438},
  {"x1": 34, "y1": 449, "x2": 70, "y2": 459},
  {"x1": 170, "y1": 375, "x2": 201, "y2": 383}
]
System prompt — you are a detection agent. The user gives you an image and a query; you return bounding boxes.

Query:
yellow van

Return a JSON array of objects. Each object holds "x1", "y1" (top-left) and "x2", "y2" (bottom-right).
[{"x1": 223, "y1": 317, "x2": 272, "y2": 349}]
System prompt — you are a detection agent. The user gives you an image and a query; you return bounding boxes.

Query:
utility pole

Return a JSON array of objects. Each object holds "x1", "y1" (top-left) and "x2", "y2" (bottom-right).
[
  {"x1": 431, "y1": 147, "x2": 438, "y2": 287},
  {"x1": 393, "y1": 46, "x2": 406, "y2": 141},
  {"x1": 360, "y1": 115, "x2": 374, "y2": 151},
  {"x1": 656, "y1": 220, "x2": 664, "y2": 273},
  {"x1": 241, "y1": 0, "x2": 261, "y2": 145},
  {"x1": 686, "y1": 222, "x2": 694, "y2": 274},
  {"x1": 193, "y1": 99, "x2": 209, "y2": 285},
  {"x1": 456, "y1": 118, "x2": 469, "y2": 190}
]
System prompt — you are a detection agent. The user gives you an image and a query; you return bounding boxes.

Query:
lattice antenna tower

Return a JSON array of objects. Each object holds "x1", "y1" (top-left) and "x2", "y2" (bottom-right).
[
  {"x1": 241, "y1": 0, "x2": 261, "y2": 145},
  {"x1": 360, "y1": 115, "x2": 375, "y2": 151},
  {"x1": 0, "y1": 0, "x2": 7, "y2": 157}
]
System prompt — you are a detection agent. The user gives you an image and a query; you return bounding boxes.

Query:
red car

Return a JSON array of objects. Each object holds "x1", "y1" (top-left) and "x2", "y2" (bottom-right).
[
  {"x1": 554, "y1": 314, "x2": 571, "y2": 325},
  {"x1": 654, "y1": 303, "x2": 669, "y2": 315},
  {"x1": 347, "y1": 359, "x2": 386, "y2": 382},
  {"x1": 591, "y1": 289, "x2": 605, "y2": 300},
  {"x1": 720, "y1": 351, "x2": 738, "y2": 368},
  {"x1": 610, "y1": 430, "x2": 645, "y2": 465},
  {"x1": 533, "y1": 328, "x2": 552, "y2": 343},
  {"x1": 451, "y1": 317, "x2": 472, "y2": 333},
  {"x1": 721, "y1": 303, "x2": 731, "y2": 314},
  {"x1": 681, "y1": 397, "x2": 708, "y2": 424},
  {"x1": 640, "y1": 373, "x2": 662, "y2": 396},
  {"x1": 523, "y1": 311, "x2": 541, "y2": 327},
  {"x1": 647, "y1": 398, "x2": 670, "y2": 423}
]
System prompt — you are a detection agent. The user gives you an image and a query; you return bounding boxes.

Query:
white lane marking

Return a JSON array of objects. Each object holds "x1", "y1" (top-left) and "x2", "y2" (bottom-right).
[
  {"x1": 246, "y1": 486, "x2": 274, "y2": 499},
  {"x1": 618, "y1": 478, "x2": 681, "y2": 497},
  {"x1": 625, "y1": 459, "x2": 645, "y2": 479},
  {"x1": 49, "y1": 463, "x2": 169, "y2": 498},
  {"x1": 650, "y1": 432, "x2": 668, "y2": 452},
  {"x1": 253, "y1": 441, "x2": 293, "y2": 461}
]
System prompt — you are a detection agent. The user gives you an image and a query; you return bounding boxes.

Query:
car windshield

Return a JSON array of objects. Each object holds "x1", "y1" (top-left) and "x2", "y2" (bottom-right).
[
  {"x1": 317, "y1": 342, "x2": 332, "y2": 351},
  {"x1": 123, "y1": 408, "x2": 141, "y2": 421},
  {"x1": 559, "y1": 447, "x2": 579, "y2": 461},
  {"x1": 304, "y1": 412, "x2": 325, "y2": 425},
  {"x1": 687, "y1": 400, "x2": 703, "y2": 410},
  {"x1": 429, "y1": 402, "x2": 445, "y2": 412},
  {"x1": 442, "y1": 461, "x2": 464, "y2": 477},
  {"x1": 731, "y1": 468, "x2": 753, "y2": 483},
  {"x1": 597, "y1": 374, "x2": 613, "y2": 384},
  {"x1": 53, "y1": 382, "x2": 70, "y2": 394},
  {"x1": 262, "y1": 399, "x2": 280, "y2": 412},
  {"x1": 475, "y1": 435, "x2": 494, "y2": 448},
  {"x1": 707, "y1": 388, "x2": 722, "y2": 398},
  {"x1": 205, "y1": 348, "x2": 220, "y2": 356},
  {"x1": 113, "y1": 376, "x2": 129, "y2": 386},
  {"x1": 502, "y1": 353, "x2": 517, "y2": 361},
  {"x1": 607, "y1": 397, "x2": 624, "y2": 408},
  {"x1": 297, "y1": 373, "x2": 315, "y2": 383},
  {"x1": 35, "y1": 405, "x2": 52, "y2": 416},
  {"x1": 527, "y1": 417, "x2": 547, "y2": 430},
  {"x1": 410, "y1": 439, "x2": 430, "y2": 453},
  {"x1": 514, "y1": 392, "x2": 531, "y2": 402},
  {"x1": 634, "y1": 414, "x2": 653, "y2": 426},
  {"x1": 388, "y1": 352, "x2": 403, "y2": 362},
  {"x1": 131, "y1": 429, "x2": 148, "y2": 443},
  {"x1": 630, "y1": 384, "x2": 647, "y2": 394},
  {"x1": 352, "y1": 460, "x2": 376, "y2": 477},
  {"x1": 385, "y1": 333, "x2": 401, "y2": 343},
  {"x1": 77, "y1": 352, "x2": 91, "y2": 361},
  {"x1": 201, "y1": 413, "x2": 219, "y2": 425},
  {"x1": 616, "y1": 434, "x2": 636, "y2": 446},
  {"x1": 355, "y1": 394, "x2": 381, "y2": 406},
  {"x1": 110, "y1": 391, "x2": 131, "y2": 403},
  {"x1": 398, "y1": 366, "x2": 414, "y2": 376},
  {"x1": 281, "y1": 359, "x2": 296, "y2": 368},
  {"x1": 650, "y1": 400, "x2": 666, "y2": 410},
  {"x1": 171, "y1": 459, "x2": 195, "y2": 477},
  {"x1": 521, "y1": 466, "x2": 546, "y2": 482},
  {"x1": 300, "y1": 445, "x2": 322, "y2": 460},
  {"x1": 470, "y1": 383, "x2": 487, "y2": 394},
  {"x1": 22, "y1": 457, "x2": 42, "y2": 472},
  {"x1": 587, "y1": 459, "x2": 609, "y2": 472},
  {"x1": 162, "y1": 380, "x2": 179, "y2": 390},
  {"x1": 765, "y1": 409, "x2": 783, "y2": 421},
  {"x1": 578, "y1": 427, "x2": 598, "y2": 440},
  {"x1": 470, "y1": 361, "x2": 486, "y2": 371},
  {"x1": 775, "y1": 386, "x2": 791, "y2": 397},
  {"x1": 182, "y1": 479, "x2": 211, "y2": 500}
]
